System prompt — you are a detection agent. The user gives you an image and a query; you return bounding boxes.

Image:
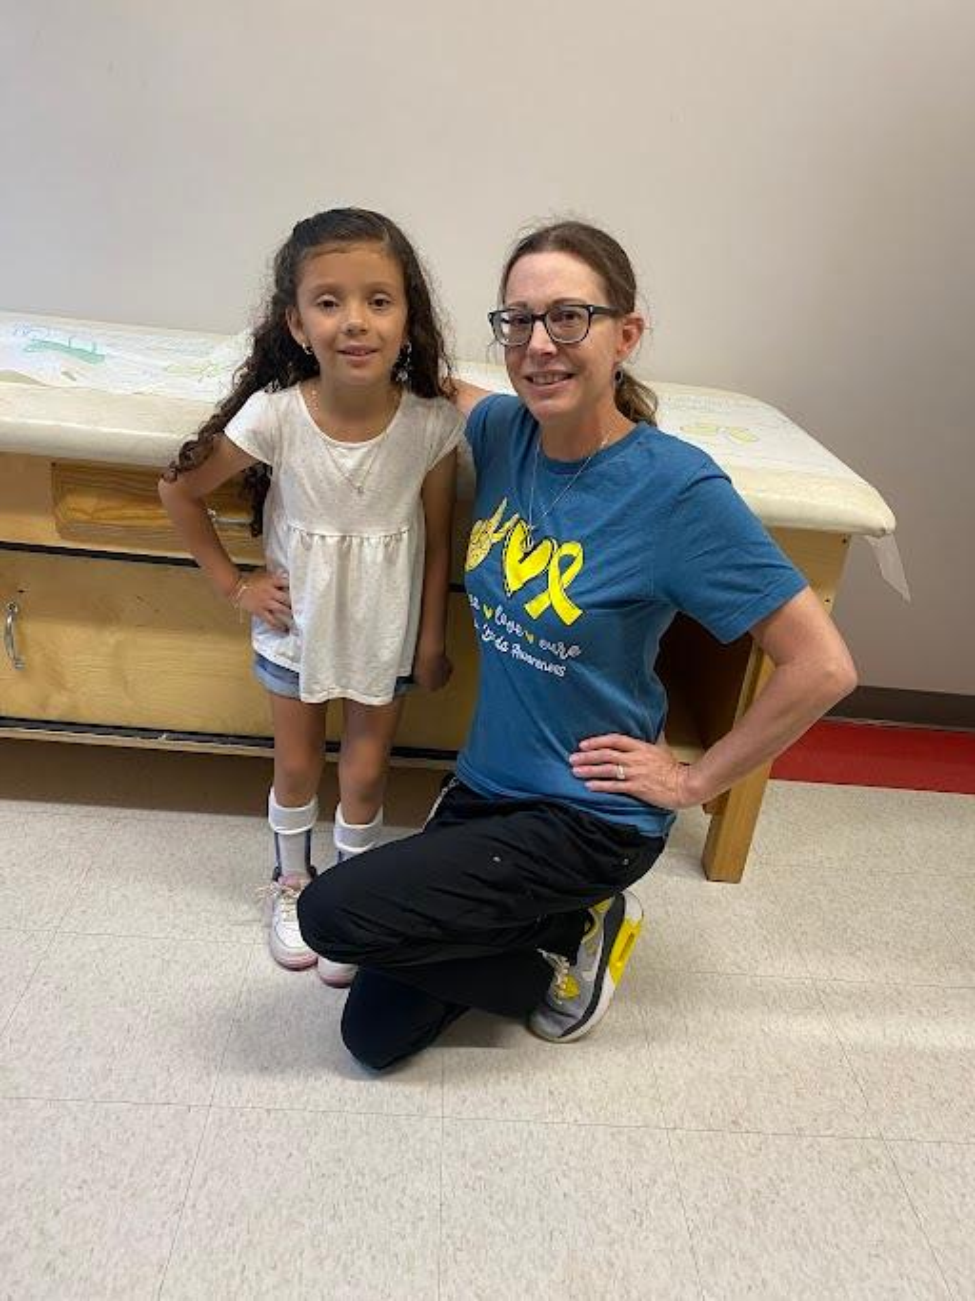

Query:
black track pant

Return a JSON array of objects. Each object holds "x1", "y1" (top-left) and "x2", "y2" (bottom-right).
[{"x1": 296, "y1": 781, "x2": 664, "y2": 1070}]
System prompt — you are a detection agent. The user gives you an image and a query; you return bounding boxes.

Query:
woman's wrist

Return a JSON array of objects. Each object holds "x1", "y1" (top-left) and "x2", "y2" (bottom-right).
[{"x1": 677, "y1": 761, "x2": 707, "y2": 807}]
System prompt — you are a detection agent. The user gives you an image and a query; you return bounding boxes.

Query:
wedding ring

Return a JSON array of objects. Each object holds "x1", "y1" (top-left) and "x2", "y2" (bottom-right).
[{"x1": 616, "y1": 763, "x2": 626, "y2": 782}]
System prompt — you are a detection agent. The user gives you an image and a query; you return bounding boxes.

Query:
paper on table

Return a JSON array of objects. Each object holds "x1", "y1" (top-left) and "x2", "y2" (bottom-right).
[
  {"x1": 655, "y1": 387, "x2": 862, "y2": 482},
  {"x1": 0, "y1": 319, "x2": 250, "y2": 403}
]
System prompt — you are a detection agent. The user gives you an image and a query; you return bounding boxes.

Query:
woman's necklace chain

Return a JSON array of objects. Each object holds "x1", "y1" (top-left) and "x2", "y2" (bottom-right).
[
  {"x1": 305, "y1": 383, "x2": 392, "y2": 495},
  {"x1": 525, "y1": 430, "x2": 609, "y2": 544}
]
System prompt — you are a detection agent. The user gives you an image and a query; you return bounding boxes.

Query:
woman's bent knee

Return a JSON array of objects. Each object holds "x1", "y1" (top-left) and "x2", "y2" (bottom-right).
[
  {"x1": 340, "y1": 1017, "x2": 399, "y2": 1072},
  {"x1": 340, "y1": 970, "x2": 462, "y2": 1072},
  {"x1": 296, "y1": 868, "x2": 358, "y2": 957}
]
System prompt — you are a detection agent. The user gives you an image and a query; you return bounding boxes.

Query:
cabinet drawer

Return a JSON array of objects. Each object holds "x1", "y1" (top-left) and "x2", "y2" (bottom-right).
[
  {"x1": 1, "y1": 549, "x2": 271, "y2": 735},
  {"x1": 51, "y1": 460, "x2": 262, "y2": 562},
  {"x1": 1, "y1": 549, "x2": 479, "y2": 752}
]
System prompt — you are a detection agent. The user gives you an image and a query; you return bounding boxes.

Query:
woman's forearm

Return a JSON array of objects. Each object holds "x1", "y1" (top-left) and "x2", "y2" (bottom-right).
[{"x1": 683, "y1": 653, "x2": 856, "y2": 805}]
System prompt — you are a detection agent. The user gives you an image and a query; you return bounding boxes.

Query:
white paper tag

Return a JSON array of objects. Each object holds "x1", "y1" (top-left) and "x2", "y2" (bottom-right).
[{"x1": 866, "y1": 534, "x2": 911, "y2": 602}]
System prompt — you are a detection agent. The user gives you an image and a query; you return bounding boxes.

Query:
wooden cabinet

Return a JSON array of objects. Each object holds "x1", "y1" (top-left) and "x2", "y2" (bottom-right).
[
  {"x1": 0, "y1": 454, "x2": 484, "y2": 757},
  {"x1": 0, "y1": 544, "x2": 482, "y2": 751}
]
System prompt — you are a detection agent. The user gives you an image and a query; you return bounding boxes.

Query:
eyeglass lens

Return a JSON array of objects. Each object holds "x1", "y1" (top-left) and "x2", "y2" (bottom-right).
[{"x1": 497, "y1": 305, "x2": 592, "y2": 345}]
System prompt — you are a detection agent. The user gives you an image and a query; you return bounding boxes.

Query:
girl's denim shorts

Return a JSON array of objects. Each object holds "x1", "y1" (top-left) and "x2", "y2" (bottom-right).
[{"x1": 253, "y1": 653, "x2": 413, "y2": 700}]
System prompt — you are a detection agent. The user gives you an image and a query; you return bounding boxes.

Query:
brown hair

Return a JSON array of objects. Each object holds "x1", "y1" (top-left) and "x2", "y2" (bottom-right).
[
  {"x1": 163, "y1": 208, "x2": 454, "y2": 533},
  {"x1": 499, "y1": 220, "x2": 657, "y2": 426}
]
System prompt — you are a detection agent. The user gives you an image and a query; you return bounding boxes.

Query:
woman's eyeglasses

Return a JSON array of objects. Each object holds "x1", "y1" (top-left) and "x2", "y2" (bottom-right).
[{"x1": 488, "y1": 303, "x2": 619, "y2": 347}]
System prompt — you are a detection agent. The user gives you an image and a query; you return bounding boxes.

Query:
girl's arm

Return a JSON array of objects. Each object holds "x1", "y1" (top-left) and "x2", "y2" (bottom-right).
[
  {"x1": 158, "y1": 435, "x2": 291, "y2": 630},
  {"x1": 412, "y1": 448, "x2": 458, "y2": 691},
  {"x1": 571, "y1": 587, "x2": 858, "y2": 809}
]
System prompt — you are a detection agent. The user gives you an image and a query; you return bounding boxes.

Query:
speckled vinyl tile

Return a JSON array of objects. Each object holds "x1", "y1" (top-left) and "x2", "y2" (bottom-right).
[
  {"x1": 751, "y1": 781, "x2": 975, "y2": 875},
  {"x1": 0, "y1": 933, "x2": 249, "y2": 1104},
  {"x1": 0, "y1": 930, "x2": 52, "y2": 1028},
  {"x1": 817, "y1": 979, "x2": 975, "y2": 1141},
  {"x1": 439, "y1": 1116, "x2": 699, "y2": 1300},
  {"x1": 767, "y1": 867, "x2": 975, "y2": 985},
  {"x1": 160, "y1": 1106, "x2": 441, "y2": 1300},
  {"x1": 632, "y1": 864, "x2": 809, "y2": 977},
  {"x1": 637, "y1": 969, "x2": 875, "y2": 1136},
  {"x1": 889, "y1": 1139, "x2": 975, "y2": 1299},
  {"x1": 0, "y1": 810, "x2": 110, "y2": 930},
  {"x1": 670, "y1": 1128, "x2": 949, "y2": 1299},
  {"x1": 0, "y1": 1097, "x2": 206, "y2": 1300}
]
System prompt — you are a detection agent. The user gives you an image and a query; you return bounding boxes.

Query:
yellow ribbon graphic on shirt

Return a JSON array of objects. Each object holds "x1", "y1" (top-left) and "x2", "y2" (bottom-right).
[
  {"x1": 502, "y1": 521, "x2": 584, "y2": 626},
  {"x1": 526, "y1": 541, "x2": 584, "y2": 624}
]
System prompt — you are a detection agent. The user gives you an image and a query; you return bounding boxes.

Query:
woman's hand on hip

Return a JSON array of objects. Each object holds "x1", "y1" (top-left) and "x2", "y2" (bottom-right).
[
  {"x1": 570, "y1": 733, "x2": 697, "y2": 811},
  {"x1": 238, "y1": 570, "x2": 291, "y2": 631}
]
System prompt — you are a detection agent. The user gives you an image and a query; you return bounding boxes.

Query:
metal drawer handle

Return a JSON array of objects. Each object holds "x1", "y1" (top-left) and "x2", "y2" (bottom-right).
[
  {"x1": 207, "y1": 508, "x2": 250, "y2": 529},
  {"x1": 4, "y1": 601, "x2": 25, "y2": 670}
]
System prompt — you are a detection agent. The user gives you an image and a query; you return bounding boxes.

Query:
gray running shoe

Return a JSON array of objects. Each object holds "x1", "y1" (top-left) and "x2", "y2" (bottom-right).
[{"x1": 529, "y1": 892, "x2": 643, "y2": 1043}]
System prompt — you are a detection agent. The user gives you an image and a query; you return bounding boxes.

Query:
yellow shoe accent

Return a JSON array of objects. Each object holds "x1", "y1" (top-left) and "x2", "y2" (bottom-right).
[
  {"x1": 608, "y1": 917, "x2": 642, "y2": 986},
  {"x1": 554, "y1": 972, "x2": 580, "y2": 1001},
  {"x1": 581, "y1": 898, "x2": 613, "y2": 944}
]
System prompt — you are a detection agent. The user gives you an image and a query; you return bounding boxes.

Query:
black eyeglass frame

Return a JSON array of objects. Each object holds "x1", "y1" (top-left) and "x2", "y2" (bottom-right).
[{"x1": 487, "y1": 303, "x2": 620, "y2": 347}]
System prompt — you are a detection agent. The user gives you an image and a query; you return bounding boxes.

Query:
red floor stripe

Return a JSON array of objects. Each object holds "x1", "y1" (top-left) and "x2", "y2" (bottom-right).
[{"x1": 770, "y1": 720, "x2": 975, "y2": 794}]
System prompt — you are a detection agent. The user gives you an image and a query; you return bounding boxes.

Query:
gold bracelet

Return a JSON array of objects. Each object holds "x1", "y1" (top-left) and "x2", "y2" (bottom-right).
[{"x1": 229, "y1": 576, "x2": 249, "y2": 614}]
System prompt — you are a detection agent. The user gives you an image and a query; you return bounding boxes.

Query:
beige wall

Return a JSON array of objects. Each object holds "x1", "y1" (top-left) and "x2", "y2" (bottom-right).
[{"x1": 3, "y1": 0, "x2": 973, "y2": 695}]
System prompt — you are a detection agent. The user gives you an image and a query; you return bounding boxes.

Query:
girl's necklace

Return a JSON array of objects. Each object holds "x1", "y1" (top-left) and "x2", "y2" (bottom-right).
[
  {"x1": 525, "y1": 429, "x2": 609, "y2": 545},
  {"x1": 304, "y1": 383, "x2": 395, "y2": 495}
]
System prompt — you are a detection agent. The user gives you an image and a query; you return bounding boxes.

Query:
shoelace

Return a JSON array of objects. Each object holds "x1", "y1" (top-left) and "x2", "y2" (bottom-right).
[
  {"x1": 255, "y1": 878, "x2": 303, "y2": 920},
  {"x1": 541, "y1": 952, "x2": 573, "y2": 1002}
]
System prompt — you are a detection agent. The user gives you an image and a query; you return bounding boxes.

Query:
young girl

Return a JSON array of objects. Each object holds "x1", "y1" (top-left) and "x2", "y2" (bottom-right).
[{"x1": 159, "y1": 207, "x2": 462, "y2": 985}]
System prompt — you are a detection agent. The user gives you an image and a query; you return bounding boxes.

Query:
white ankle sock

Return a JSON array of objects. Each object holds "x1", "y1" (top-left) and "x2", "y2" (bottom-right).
[
  {"x1": 268, "y1": 790, "x2": 318, "y2": 881},
  {"x1": 333, "y1": 803, "x2": 383, "y2": 860}
]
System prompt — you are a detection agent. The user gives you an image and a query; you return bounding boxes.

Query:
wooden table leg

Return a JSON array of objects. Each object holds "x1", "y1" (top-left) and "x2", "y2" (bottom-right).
[{"x1": 701, "y1": 760, "x2": 773, "y2": 882}]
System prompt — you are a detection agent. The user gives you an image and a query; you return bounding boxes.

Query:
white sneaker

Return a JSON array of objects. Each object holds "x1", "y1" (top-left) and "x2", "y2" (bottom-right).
[
  {"x1": 266, "y1": 875, "x2": 317, "y2": 970},
  {"x1": 316, "y1": 955, "x2": 358, "y2": 988}
]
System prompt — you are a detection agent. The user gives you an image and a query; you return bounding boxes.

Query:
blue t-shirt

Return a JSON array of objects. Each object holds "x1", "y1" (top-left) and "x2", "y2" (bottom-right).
[{"x1": 455, "y1": 394, "x2": 807, "y2": 838}]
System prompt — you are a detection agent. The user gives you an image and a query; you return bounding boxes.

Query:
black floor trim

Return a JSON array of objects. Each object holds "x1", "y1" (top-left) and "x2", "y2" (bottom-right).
[{"x1": 0, "y1": 715, "x2": 458, "y2": 762}]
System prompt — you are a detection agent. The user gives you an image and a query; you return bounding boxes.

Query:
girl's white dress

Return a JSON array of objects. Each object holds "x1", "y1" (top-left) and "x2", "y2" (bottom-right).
[{"x1": 225, "y1": 385, "x2": 463, "y2": 704}]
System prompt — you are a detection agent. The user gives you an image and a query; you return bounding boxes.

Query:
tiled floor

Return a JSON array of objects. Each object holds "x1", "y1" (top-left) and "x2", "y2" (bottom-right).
[{"x1": 2, "y1": 743, "x2": 974, "y2": 1298}]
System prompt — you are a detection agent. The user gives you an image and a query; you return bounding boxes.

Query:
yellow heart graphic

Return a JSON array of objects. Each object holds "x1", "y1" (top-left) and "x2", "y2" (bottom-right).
[
  {"x1": 502, "y1": 521, "x2": 553, "y2": 596},
  {"x1": 483, "y1": 605, "x2": 494, "y2": 619}
]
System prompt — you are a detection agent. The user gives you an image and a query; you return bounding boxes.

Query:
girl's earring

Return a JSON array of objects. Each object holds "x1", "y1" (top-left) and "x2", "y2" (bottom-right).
[
  {"x1": 614, "y1": 366, "x2": 624, "y2": 386},
  {"x1": 302, "y1": 343, "x2": 313, "y2": 356},
  {"x1": 393, "y1": 340, "x2": 413, "y2": 384}
]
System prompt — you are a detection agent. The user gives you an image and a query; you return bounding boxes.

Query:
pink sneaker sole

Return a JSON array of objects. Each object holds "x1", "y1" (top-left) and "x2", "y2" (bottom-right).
[
  {"x1": 316, "y1": 958, "x2": 357, "y2": 988},
  {"x1": 269, "y1": 942, "x2": 318, "y2": 971}
]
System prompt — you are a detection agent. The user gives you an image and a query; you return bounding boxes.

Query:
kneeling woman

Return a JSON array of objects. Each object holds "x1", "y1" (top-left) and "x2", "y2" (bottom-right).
[{"x1": 298, "y1": 220, "x2": 856, "y2": 1069}]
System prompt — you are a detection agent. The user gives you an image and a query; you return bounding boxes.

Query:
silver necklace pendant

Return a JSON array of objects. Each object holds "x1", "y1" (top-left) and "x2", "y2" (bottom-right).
[
  {"x1": 526, "y1": 429, "x2": 609, "y2": 540},
  {"x1": 305, "y1": 381, "x2": 386, "y2": 495}
]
